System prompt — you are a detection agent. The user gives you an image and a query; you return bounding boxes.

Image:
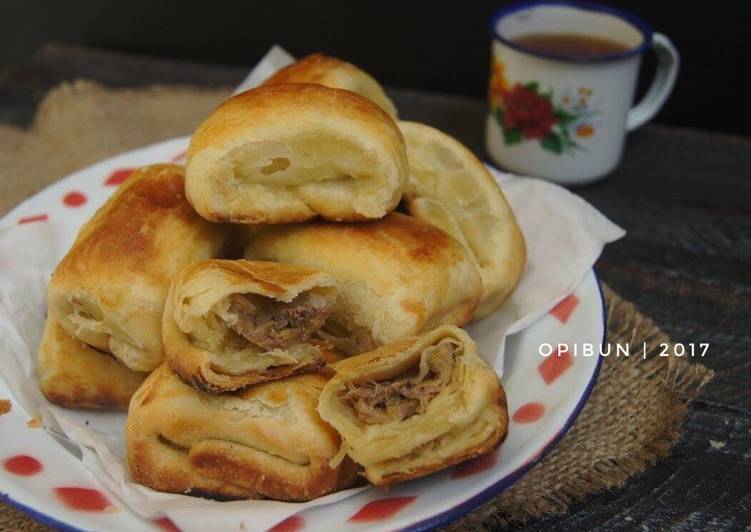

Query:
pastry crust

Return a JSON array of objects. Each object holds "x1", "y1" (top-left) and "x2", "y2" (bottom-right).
[
  {"x1": 126, "y1": 365, "x2": 359, "y2": 501},
  {"x1": 47, "y1": 164, "x2": 228, "y2": 372},
  {"x1": 263, "y1": 53, "x2": 398, "y2": 118},
  {"x1": 163, "y1": 259, "x2": 338, "y2": 392},
  {"x1": 244, "y1": 212, "x2": 482, "y2": 354},
  {"x1": 399, "y1": 121, "x2": 526, "y2": 318},
  {"x1": 185, "y1": 83, "x2": 408, "y2": 224},
  {"x1": 317, "y1": 325, "x2": 508, "y2": 486},
  {"x1": 37, "y1": 316, "x2": 147, "y2": 409}
]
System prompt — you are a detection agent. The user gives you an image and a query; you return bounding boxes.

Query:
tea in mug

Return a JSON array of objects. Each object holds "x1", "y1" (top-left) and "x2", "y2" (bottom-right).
[{"x1": 511, "y1": 33, "x2": 631, "y2": 59}]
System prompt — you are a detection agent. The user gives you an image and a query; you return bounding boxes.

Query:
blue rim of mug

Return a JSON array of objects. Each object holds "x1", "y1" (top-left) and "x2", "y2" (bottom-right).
[{"x1": 488, "y1": 0, "x2": 654, "y2": 63}]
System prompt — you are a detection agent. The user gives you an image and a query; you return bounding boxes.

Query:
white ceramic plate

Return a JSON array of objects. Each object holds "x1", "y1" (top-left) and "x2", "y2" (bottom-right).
[{"x1": 0, "y1": 137, "x2": 605, "y2": 532}]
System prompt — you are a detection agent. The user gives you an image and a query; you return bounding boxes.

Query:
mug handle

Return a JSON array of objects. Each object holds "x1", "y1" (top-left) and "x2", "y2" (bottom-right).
[{"x1": 626, "y1": 33, "x2": 680, "y2": 131}]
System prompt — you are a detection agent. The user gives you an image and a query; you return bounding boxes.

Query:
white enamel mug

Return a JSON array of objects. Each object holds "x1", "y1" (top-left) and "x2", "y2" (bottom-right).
[{"x1": 485, "y1": 0, "x2": 679, "y2": 185}]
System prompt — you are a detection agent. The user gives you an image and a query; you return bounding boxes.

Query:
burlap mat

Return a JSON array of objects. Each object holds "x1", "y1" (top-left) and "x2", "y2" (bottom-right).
[{"x1": 0, "y1": 81, "x2": 714, "y2": 530}]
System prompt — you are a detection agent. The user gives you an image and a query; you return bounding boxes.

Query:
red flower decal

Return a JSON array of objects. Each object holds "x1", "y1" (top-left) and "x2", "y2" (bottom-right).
[
  {"x1": 269, "y1": 515, "x2": 305, "y2": 532},
  {"x1": 63, "y1": 191, "x2": 87, "y2": 207},
  {"x1": 501, "y1": 83, "x2": 557, "y2": 139},
  {"x1": 3, "y1": 455, "x2": 43, "y2": 476},
  {"x1": 512, "y1": 402, "x2": 546, "y2": 423},
  {"x1": 105, "y1": 168, "x2": 134, "y2": 186},
  {"x1": 349, "y1": 496, "x2": 417, "y2": 521},
  {"x1": 550, "y1": 293, "x2": 579, "y2": 324},
  {"x1": 54, "y1": 487, "x2": 114, "y2": 512},
  {"x1": 538, "y1": 348, "x2": 574, "y2": 384},
  {"x1": 452, "y1": 448, "x2": 499, "y2": 478},
  {"x1": 18, "y1": 214, "x2": 48, "y2": 224},
  {"x1": 153, "y1": 517, "x2": 181, "y2": 532}
]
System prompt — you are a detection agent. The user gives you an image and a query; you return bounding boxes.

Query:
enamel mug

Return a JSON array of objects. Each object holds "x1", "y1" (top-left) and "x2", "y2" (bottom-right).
[{"x1": 485, "y1": 0, "x2": 679, "y2": 185}]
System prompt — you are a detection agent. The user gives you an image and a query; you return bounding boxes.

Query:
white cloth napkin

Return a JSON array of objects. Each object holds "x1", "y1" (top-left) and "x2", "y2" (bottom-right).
[{"x1": 0, "y1": 46, "x2": 624, "y2": 531}]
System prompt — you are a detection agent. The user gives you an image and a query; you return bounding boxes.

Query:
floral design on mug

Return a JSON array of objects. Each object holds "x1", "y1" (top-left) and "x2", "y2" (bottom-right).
[{"x1": 488, "y1": 58, "x2": 599, "y2": 155}]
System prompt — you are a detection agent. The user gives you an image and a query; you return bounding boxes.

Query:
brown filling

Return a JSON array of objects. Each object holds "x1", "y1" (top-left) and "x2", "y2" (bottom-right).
[
  {"x1": 222, "y1": 292, "x2": 333, "y2": 351},
  {"x1": 316, "y1": 319, "x2": 377, "y2": 356},
  {"x1": 340, "y1": 340, "x2": 456, "y2": 424}
]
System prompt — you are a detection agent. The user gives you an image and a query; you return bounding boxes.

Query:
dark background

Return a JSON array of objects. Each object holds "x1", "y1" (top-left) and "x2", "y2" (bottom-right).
[{"x1": 0, "y1": 0, "x2": 748, "y2": 135}]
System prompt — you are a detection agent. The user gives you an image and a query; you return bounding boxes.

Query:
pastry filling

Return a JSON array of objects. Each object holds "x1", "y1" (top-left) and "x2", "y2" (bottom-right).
[
  {"x1": 341, "y1": 338, "x2": 457, "y2": 424},
  {"x1": 219, "y1": 292, "x2": 333, "y2": 351},
  {"x1": 316, "y1": 318, "x2": 377, "y2": 356}
]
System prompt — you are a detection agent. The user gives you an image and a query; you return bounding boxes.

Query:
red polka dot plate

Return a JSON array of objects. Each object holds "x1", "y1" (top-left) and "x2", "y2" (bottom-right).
[{"x1": 0, "y1": 137, "x2": 605, "y2": 531}]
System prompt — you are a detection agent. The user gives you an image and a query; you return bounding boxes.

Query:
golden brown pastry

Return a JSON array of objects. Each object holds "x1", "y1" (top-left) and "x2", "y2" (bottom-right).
[
  {"x1": 399, "y1": 121, "x2": 526, "y2": 318},
  {"x1": 37, "y1": 316, "x2": 147, "y2": 409},
  {"x1": 262, "y1": 53, "x2": 398, "y2": 118},
  {"x1": 47, "y1": 164, "x2": 228, "y2": 372},
  {"x1": 163, "y1": 259, "x2": 338, "y2": 393},
  {"x1": 126, "y1": 365, "x2": 358, "y2": 501},
  {"x1": 185, "y1": 83, "x2": 408, "y2": 224},
  {"x1": 318, "y1": 325, "x2": 508, "y2": 486},
  {"x1": 244, "y1": 212, "x2": 482, "y2": 354}
]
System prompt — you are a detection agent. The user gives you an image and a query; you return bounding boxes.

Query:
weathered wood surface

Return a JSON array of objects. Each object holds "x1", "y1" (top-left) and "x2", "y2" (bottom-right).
[{"x1": 1, "y1": 43, "x2": 750, "y2": 531}]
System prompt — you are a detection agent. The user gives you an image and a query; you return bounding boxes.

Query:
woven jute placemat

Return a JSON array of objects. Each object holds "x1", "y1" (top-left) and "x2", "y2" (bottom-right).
[{"x1": 0, "y1": 81, "x2": 714, "y2": 531}]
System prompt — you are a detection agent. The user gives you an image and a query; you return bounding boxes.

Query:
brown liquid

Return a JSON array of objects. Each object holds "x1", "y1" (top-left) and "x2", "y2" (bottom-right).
[{"x1": 511, "y1": 33, "x2": 631, "y2": 59}]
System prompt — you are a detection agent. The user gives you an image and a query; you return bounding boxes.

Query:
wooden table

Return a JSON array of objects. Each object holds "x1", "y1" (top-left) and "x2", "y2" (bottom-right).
[{"x1": 2, "y1": 44, "x2": 750, "y2": 530}]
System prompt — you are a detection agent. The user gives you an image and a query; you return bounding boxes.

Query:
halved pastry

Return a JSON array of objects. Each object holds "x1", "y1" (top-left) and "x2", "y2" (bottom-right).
[
  {"x1": 244, "y1": 212, "x2": 482, "y2": 355},
  {"x1": 399, "y1": 121, "x2": 526, "y2": 318},
  {"x1": 318, "y1": 325, "x2": 508, "y2": 486},
  {"x1": 262, "y1": 53, "x2": 398, "y2": 118},
  {"x1": 126, "y1": 365, "x2": 359, "y2": 501},
  {"x1": 37, "y1": 316, "x2": 147, "y2": 409},
  {"x1": 47, "y1": 164, "x2": 228, "y2": 372},
  {"x1": 185, "y1": 83, "x2": 408, "y2": 224},
  {"x1": 163, "y1": 259, "x2": 338, "y2": 392}
]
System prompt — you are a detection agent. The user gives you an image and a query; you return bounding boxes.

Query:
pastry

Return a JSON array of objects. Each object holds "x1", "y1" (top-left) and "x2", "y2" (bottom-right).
[
  {"x1": 126, "y1": 365, "x2": 358, "y2": 501},
  {"x1": 163, "y1": 259, "x2": 337, "y2": 392},
  {"x1": 244, "y1": 212, "x2": 482, "y2": 354},
  {"x1": 399, "y1": 121, "x2": 526, "y2": 318},
  {"x1": 37, "y1": 316, "x2": 147, "y2": 409},
  {"x1": 47, "y1": 164, "x2": 227, "y2": 372},
  {"x1": 185, "y1": 83, "x2": 408, "y2": 224},
  {"x1": 318, "y1": 325, "x2": 508, "y2": 485},
  {"x1": 263, "y1": 53, "x2": 398, "y2": 118}
]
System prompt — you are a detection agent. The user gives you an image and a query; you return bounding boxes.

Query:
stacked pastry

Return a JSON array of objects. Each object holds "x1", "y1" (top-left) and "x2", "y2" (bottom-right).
[
  {"x1": 39, "y1": 53, "x2": 525, "y2": 501},
  {"x1": 42, "y1": 164, "x2": 227, "y2": 407}
]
